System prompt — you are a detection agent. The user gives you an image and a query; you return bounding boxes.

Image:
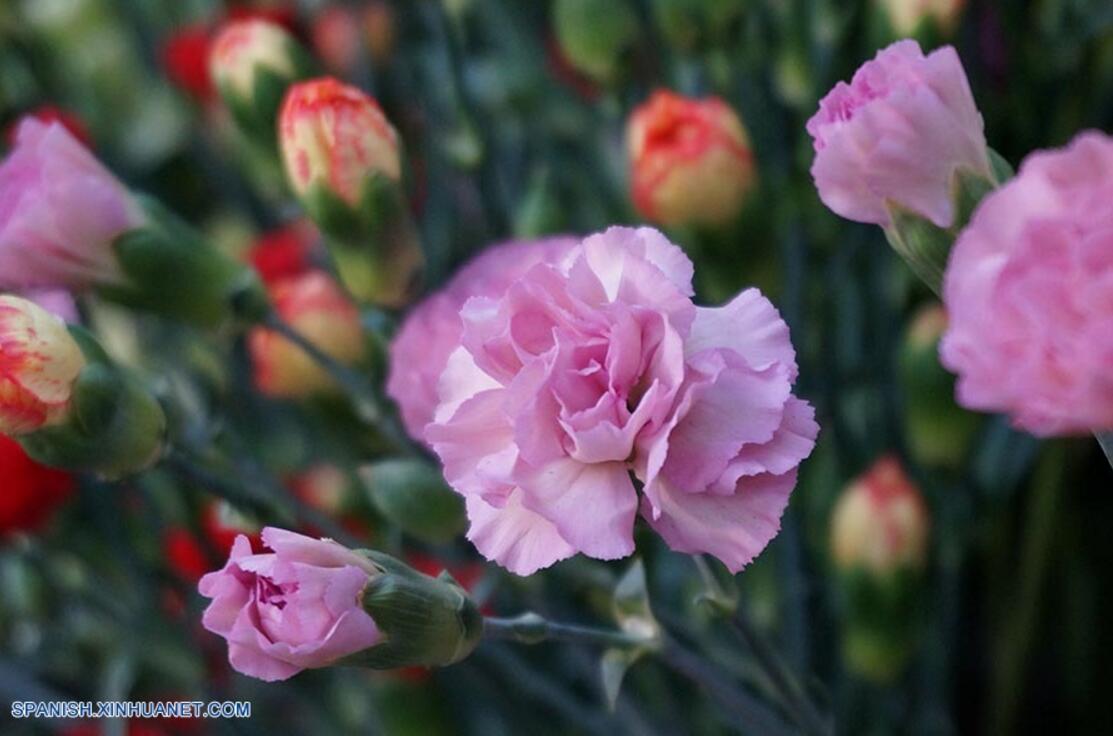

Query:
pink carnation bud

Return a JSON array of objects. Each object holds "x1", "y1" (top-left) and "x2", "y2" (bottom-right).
[
  {"x1": 830, "y1": 456, "x2": 929, "y2": 575},
  {"x1": 806, "y1": 40, "x2": 990, "y2": 228},
  {"x1": 198, "y1": 527, "x2": 383, "y2": 682},
  {"x1": 0, "y1": 119, "x2": 143, "y2": 292},
  {"x1": 386, "y1": 236, "x2": 579, "y2": 443},
  {"x1": 0, "y1": 295, "x2": 86, "y2": 436},
  {"x1": 940, "y1": 130, "x2": 1113, "y2": 436},
  {"x1": 424, "y1": 227, "x2": 818, "y2": 575},
  {"x1": 279, "y1": 77, "x2": 401, "y2": 206},
  {"x1": 627, "y1": 90, "x2": 756, "y2": 227},
  {"x1": 249, "y1": 271, "x2": 366, "y2": 398}
]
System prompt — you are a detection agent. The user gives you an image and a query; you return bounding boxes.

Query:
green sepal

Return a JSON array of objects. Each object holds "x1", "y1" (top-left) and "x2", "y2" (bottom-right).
[
  {"x1": 303, "y1": 174, "x2": 425, "y2": 307},
  {"x1": 339, "y1": 550, "x2": 482, "y2": 670},
  {"x1": 360, "y1": 459, "x2": 466, "y2": 545},
  {"x1": 100, "y1": 196, "x2": 269, "y2": 327},
  {"x1": 602, "y1": 559, "x2": 661, "y2": 710},
  {"x1": 837, "y1": 567, "x2": 924, "y2": 683},
  {"x1": 17, "y1": 360, "x2": 166, "y2": 480},
  {"x1": 883, "y1": 162, "x2": 995, "y2": 295}
]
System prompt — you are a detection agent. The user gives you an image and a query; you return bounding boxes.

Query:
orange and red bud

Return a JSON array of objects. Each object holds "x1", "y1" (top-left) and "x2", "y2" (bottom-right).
[
  {"x1": 0, "y1": 295, "x2": 85, "y2": 436},
  {"x1": 249, "y1": 271, "x2": 367, "y2": 398},
  {"x1": 627, "y1": 91, "x2": 756, "y2": 228}
]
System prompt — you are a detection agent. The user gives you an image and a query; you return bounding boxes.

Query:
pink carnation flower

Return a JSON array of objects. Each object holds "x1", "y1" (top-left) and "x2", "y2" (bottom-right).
[
  {"x1": 198, "y1": 527, "x2": 382, "y2": 682},
  {"x1": 0, "y1": 119, "x2": 142, "y2": 291},
  {"x1": 940, "y1": 131, "x2": 1113, "y2": 436},
  {"x1": 806, "y1": 39, "x2": 990, "y2": 228},
  {"x1": 387, "y1": 236, "x2": 579, "y2": 441},
  {"x1": 425, "y1": 227, "x2": 818, "y2": 575}
]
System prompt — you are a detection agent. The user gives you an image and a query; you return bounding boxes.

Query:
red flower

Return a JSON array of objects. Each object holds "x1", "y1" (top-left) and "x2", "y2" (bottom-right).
[
  {"x1": 162, "y1": 528, "x2": 211, "y2": 583},
  {"x1": 161, "y1": 24, "x2": 217, "y2": 102},
  {"x1": 0, "y1": 435, "x2": 74, "y2": 535},
  {"x1": 247, "y1": 221, "x2": 318, "y2": 285}
]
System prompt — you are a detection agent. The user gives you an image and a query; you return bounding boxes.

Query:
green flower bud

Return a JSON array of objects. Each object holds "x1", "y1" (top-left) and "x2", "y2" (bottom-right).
[
  {"x1": 552, "y1": 0, "x2": 639, "y2": 85},
  {"x1": 360, "y1": 459, "x2": 466, "y2": 545}
]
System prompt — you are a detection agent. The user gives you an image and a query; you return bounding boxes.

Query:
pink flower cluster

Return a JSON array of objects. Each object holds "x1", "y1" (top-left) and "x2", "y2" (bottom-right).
[
  {"x1": 393, "y1": 227, "x2": 817, "y2": 575},
  {"x1": 806, "y1": 40, "x2": 989, "y2": 228},
  {"x1": 198, "y1": 527, "x2": 382, "y2": 682},
  {"x1": 941, "y1": 131, "x2": 1113, "y2": 436}
]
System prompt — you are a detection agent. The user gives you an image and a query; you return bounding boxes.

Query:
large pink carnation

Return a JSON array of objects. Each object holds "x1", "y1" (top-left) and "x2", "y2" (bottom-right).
[
  {"x1": 425, "y1": 227, "x2": 818, "y2": 575},
  {"x1": 940, "y1": 131, "x2": 1113, "y2": 436},
  {"x1": 387, "y1": 236, "x2": 578, "y2": 441},
  {"x1": 806, "y1": 39, "x2": 990, "y2": 228},
  {"x1": 0, "y1": 119, "x2": 142, "y2": 291},
  {"x1": 198, "y1": 527, "x2": 382, "y2": 682}
]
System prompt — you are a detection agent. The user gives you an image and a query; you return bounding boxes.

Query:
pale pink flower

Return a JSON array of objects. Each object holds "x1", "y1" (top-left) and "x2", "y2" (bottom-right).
[
  {"x1": 386, "y1": 236, "x2": 578, "y2": 442},
  {"x1": 198, "y1": 527, "x2": 382, "y2": 682},
  {"x1": 940, "y1": 131, "x2": 1113, "y2": 436},
  {"x1": 806, "y1": 40, "x2": 990, "y2": 228},
  {"x1": 0, "y1": 119, "x2": 141, "y2": 291},
  {"x1": 426, "y1": 227, "x2": 817, "y2": 575}
]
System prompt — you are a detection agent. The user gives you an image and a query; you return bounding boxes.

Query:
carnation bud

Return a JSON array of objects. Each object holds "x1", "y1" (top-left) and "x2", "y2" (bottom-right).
[
  {"x1": 349, "y1": 549, "x2": 483, "y2": 670},
  {"x1": 627, "y1": 91, "x2": 757, "y2": 228},
  {"x1": 279, "y1": 78, "x2": 424, "y2": 307},
  {"x1": 249, "y1": 271, "x2": 367, "y2": 398},
  {"x1": 199, "y1": 528, "x2": 481, "y2": 681},
  {"x1": 210, "y1": 19, "x2": 311, "y2": 150},
  {"x1": 898, "y1": 303, "x2": 981, "y2": 469},
  {"x1": 830, "y1": 457, "x2": 929, "y2": 682},
  {"x1": 1, "y1": 297, "x2": 166, "y2": 479},
  {"x1": 552, "y1": 0, "x2": 639, "y2": 85},
  {"x1": 831, "y1": 457, "x2": 929, "y2": 576},
  {"x1": 360, "y1": 459, "x2": 466, "y2": 545},
  {"x1": 876, "y1": 0, "x2": 966, "y2": 38},
  {"x1": 291, "y1": 464, "x2": 354, "y2": 515},
  {"x1": 0, "y1": 295, "x2": 86, "y2": 437}
]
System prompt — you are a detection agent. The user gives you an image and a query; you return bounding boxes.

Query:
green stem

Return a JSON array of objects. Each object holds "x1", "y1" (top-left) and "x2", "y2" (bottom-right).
[
  {"x1": 483, "y1": 613, "x2": 656, "y2": 651},
  {"x1": 692, "y1": 556, "x2": 830, "y2": 736},
  {"x1": 989, "y1": 442, "x2": 1064, "y2": 735}
]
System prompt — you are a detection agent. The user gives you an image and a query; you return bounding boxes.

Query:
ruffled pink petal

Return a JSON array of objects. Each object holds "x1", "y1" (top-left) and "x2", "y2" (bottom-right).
[
  {"x1": 686, "y1": 288, "x2": 797, "y2": 379},
  {"x1": 514, "y1": 457, "x2": 637, "y2": 560},
  {"x1": 465, "y1": 491, "x2": 577, "y2": 575},
  {"x1": 711, "y1": 396, "x2": 819, "y2": 491},
  {"x1": 642, "y1": 471, "x2": 798, "y2": 573}
]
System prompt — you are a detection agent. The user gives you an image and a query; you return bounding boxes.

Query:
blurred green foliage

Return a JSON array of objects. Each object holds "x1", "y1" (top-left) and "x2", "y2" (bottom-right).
[{"x1": 1, "y1": 1, "x2": 1112, "y2": 735}]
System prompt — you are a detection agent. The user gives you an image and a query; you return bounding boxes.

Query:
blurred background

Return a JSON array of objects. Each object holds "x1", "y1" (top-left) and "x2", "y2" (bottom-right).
[{"x1": 1, "y1": 1, "x2": 1112, "y2": 734}]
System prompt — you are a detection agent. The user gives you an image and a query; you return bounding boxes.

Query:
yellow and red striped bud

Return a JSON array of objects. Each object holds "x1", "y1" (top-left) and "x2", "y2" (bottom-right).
[
  {"x1": 831, "y1": 456, "x2": 929, "y2": 576},
  {"x1": 210, "y1": 19, "x2": 300, "y2": 102},
  {"x1": 0, "y1": 296, "x2": 85, "y2": 436},
  {"x1": 279, "y1": 77, "x2": 401, "y2": 207},
  {"x1": 627, "y1": 90, "x2": 756, "y2": 228}
]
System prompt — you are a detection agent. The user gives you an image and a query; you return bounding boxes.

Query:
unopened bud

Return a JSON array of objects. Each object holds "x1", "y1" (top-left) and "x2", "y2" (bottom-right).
[
  {"x1": 210, "y1": 19, "x2": 311, "y2": 150},
  {"x1": 552, "y1": 0, "x2": 639, "y2": 85},
  {"x1": 249, "y1": 271, "x2": 366, "y2": 398},
  {"x1": 279, "y1": 78, "x2": 424, "y2": 307},
  {"x1": 876, "y1": 0, "x2": 966, "y2": 38},
  {"x1": 0, "y1": 296, "x2": 86, "y2": 437},
  {"x1": 831, "y1": 457, "x2": 929, "y2": 576},
  {"x1": 627, "y1": 91, "x2": 756, "y2": 228},
  {"x1": 899, "y1": 303, "x2": 981, "y2": 468}
]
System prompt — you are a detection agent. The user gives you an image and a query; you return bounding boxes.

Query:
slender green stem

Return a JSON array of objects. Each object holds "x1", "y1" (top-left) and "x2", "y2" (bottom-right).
[
  {"x1": 1096, "y1": 431, "x2": 1113, "y2": 468},
  {"x1": 692, "y1": 556, "x2": 830, "y2": 736},
  {"x1": 262, "y1": 312, "x2": 383, "y2": 424},
  {"x1": 483, "y1": 613, "x2": 656, "y2": 651},
  {"x1": 658, "y1": 636, "x2": 795, "y2": 736}
]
